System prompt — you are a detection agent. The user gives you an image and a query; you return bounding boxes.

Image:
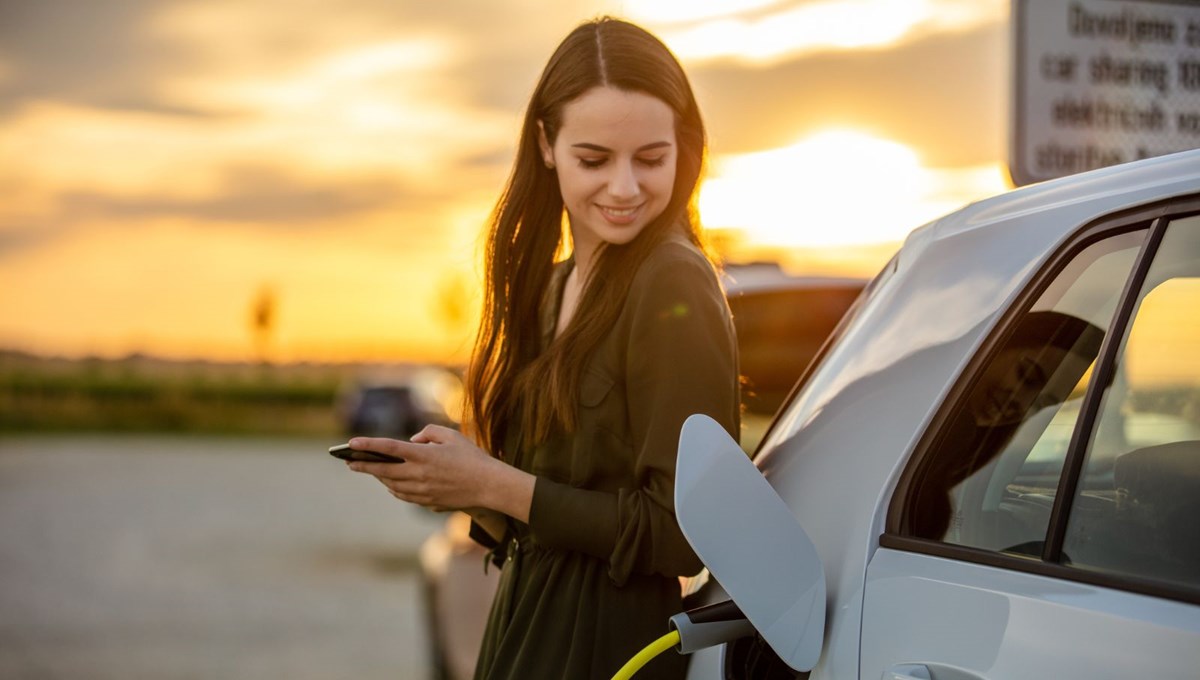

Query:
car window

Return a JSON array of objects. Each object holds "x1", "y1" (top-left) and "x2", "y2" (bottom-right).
[
  {"x1": 1063, "y1": 215, "x2": 1200, "y2": 589},
  {"x1": 901, "y1": 229, "x2": 1146, "y2": 555}
]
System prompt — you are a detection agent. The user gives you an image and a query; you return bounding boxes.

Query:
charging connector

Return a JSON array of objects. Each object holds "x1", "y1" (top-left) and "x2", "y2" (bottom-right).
[
  {"x1": 610, "y1": 599, "x2": 756, "y2": 679},
  {"x1": 668, "y1": 599, "x2": 756, "y2": 655}
]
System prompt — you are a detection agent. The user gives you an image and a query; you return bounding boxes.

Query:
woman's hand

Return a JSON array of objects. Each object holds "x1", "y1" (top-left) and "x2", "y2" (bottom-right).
[{"x1": 346, "y1": 425, "x2": 535, "y2": 522}]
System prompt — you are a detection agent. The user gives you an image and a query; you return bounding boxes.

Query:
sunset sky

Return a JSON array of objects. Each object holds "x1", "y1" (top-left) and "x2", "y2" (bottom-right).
[{"x1": 0, "y1": 0, "x2": 1012, "y2": 364}]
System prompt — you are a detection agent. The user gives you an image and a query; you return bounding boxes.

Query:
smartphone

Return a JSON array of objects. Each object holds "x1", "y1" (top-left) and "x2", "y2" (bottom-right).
[{"x1": 328, "y1": 443, "x2": 405, "y2": 463}]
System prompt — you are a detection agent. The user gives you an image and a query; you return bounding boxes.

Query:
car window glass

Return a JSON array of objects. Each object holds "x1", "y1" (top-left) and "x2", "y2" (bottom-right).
[
  {"x1": 1063, "y1": 215, "x2": 1200, "y2": 589},
  {"x1": 903, "y1": 229, "x2": 1145, "y2": 557}
]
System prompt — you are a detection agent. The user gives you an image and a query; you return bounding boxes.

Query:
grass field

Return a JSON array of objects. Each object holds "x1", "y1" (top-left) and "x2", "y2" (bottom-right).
[
  {"x1": 0, "y1": 350, "x2": 446, "y2": 436},
  {"x1": 2, "y1": 349, "x2": 842, "y2": 451}
]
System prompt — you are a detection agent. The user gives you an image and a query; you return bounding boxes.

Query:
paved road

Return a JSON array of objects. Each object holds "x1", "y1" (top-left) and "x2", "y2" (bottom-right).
[{"x1": 0, "y1": 434, "x2": 448, "y2": 679}]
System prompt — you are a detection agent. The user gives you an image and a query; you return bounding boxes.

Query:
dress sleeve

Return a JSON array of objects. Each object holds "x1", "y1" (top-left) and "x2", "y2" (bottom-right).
[{"x1": 528, "y1": 249, "x2": 741, "y2": 586}]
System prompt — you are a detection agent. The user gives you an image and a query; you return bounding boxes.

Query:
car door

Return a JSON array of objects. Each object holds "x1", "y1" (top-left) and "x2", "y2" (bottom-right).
[{"x1": 861, "y1": 204, "x2": 1200, "y2": 679}]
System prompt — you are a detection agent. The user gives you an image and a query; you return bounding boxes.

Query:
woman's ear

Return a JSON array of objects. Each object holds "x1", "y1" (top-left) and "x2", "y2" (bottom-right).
[{"x1": 537, "y1": 120, "x2": 555, "y2": 169}]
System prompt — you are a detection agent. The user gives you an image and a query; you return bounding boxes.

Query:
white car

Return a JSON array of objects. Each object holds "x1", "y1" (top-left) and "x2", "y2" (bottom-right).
[{"x1": 678, "y1": 148, "x2": 1200, "y2": 679}]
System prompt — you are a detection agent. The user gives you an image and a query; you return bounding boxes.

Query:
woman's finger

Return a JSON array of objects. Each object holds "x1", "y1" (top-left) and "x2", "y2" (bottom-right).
[
  {"x1": 381, "y1": 479, "x2": 446, "y2": 508},
  {"x1": 348, "y1": 436, "x2": 408, "y2": 457},
  {"x1": 410, "y1": 424, "x2": 459, "y2": 445},
  {"x1": 348, "y1": 436, "x2": 429, "y2": 463},
  {"x1": 347, "y1": 459, "x2": 416, "y2": 479}
]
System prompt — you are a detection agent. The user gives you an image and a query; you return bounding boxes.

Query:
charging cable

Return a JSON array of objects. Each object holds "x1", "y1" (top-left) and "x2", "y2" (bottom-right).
[
  {"x1": 610, "y1": 630, "x2": 681, "y2": 680},
  {"x1": 610, "y1": 600, "x2": 755, "y2": 679}
]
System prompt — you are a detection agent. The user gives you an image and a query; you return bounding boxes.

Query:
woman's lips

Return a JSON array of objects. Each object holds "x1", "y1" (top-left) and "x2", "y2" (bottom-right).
[{"x1": 598, "y1": 203, "x2": 642, "y2": 225}]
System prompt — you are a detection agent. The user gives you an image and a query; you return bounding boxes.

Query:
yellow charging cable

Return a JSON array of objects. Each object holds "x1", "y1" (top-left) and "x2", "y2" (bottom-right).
[{"x1": 610, "y1": 629, "x2": 682, "y2": 680}]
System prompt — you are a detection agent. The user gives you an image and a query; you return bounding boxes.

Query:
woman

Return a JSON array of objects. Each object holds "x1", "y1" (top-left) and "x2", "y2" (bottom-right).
[{"x1": 346, "y1": 17, "x2": 739, "y2": 679}]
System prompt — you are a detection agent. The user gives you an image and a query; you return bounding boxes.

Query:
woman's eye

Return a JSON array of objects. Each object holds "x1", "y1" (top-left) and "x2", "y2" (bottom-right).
[
  {"x1": 637, "y1": 156, "x2": 667, "y2": 168},
  {"x1": 578, "y1": 157, "x2": 606, "y2": 169}
]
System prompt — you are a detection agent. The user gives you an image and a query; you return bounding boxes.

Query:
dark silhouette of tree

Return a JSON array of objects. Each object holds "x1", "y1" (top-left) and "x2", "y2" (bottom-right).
[{"x1": 250, "y1": 284, "x2": 276, "y2": 365}]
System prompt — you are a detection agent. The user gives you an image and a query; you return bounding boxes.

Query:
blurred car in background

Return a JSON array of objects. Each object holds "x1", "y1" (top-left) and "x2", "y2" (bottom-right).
[
  {"x1": 724, "y1": 263, "x2": 865, "y2": 451},
  {"x1": 417, "y1": 264, "x2": 866, "y2": 680},
  {"x1": 337, "y1": 365, "x2": 464, "y2": 439}
]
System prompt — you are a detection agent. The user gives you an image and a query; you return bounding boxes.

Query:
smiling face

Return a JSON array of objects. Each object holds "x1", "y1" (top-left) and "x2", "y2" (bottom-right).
[{"x1": 538, "y1": 86, "x2": 677, "y2": 259}]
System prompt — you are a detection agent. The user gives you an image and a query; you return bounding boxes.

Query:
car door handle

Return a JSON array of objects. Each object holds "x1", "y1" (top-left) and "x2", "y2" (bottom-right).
[
  {"x1": 883, "y1": 663, "x2": 988, "y2": 680},
  {"x1": 883, "y1": 665, "x2": 931, "y2": 680}
]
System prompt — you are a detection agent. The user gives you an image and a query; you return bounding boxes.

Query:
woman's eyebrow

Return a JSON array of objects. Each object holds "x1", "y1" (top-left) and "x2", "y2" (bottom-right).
[{"x1": 570, "y1": 141, "x2": 673, "y2": 152}]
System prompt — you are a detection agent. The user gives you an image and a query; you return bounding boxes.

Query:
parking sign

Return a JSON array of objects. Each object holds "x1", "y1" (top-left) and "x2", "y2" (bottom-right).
[{"x1": 1012, "y1": 0, "x2": 1200, "y2": 185}]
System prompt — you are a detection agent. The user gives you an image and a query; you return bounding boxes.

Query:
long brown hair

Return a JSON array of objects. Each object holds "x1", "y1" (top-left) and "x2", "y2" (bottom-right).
[{"x1": 467, "y1": 17, "x2": 710, "y2": 454}]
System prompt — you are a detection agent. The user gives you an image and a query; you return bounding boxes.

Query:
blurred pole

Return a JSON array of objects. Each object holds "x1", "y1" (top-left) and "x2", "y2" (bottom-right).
[{"x1": 250, "y1": 284, "x2": 277, "y2": 366}]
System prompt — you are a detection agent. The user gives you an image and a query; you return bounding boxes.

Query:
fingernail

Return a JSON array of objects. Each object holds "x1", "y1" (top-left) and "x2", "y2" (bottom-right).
[{"x1": 349, "y1": 438, "x2": 362, "y2": 448}]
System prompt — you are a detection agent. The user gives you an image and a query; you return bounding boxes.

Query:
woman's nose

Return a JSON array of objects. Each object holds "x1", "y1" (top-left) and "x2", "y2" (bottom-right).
[{"x1": 607, "y1": 162, "x2": 640, "y2": 201}]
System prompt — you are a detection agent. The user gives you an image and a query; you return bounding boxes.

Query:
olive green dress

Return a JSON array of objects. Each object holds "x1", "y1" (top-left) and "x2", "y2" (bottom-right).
[{"x1": 470, "y1": 238, "x2": 741, "y2": 680}]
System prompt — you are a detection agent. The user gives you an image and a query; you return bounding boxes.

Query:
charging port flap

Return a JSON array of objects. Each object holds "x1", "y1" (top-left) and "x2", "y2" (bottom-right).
[{"x1": 674, "y1": 414, "x2": 826, "y2": 672}]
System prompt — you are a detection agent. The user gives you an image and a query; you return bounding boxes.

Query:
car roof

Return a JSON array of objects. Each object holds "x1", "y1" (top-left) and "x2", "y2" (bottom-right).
[{"x1": 924, "y1": 147, "x2": 1200, "y2": 245}]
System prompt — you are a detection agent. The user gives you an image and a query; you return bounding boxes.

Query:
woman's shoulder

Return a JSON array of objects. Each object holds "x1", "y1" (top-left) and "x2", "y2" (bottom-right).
[
  {"x1": 620, "y1": 234, "x2": 733, "y2": 346},
  {"x1": 634, "y1": 236, "x2": 719, "y2": 285}
]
